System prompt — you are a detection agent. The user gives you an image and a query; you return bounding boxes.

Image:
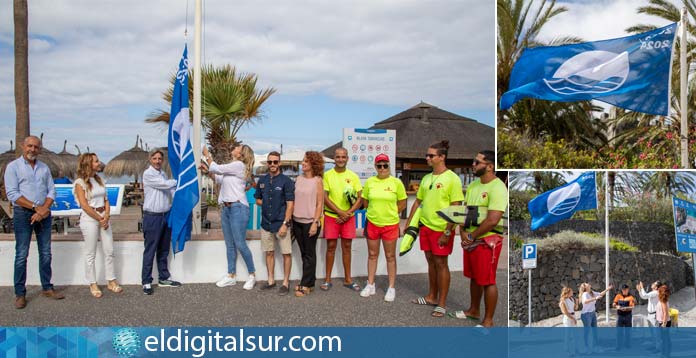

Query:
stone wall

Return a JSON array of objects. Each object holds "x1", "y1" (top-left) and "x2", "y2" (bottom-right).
[
  {"x1": 510, "y1": 220, "x2": 677, "y2": 253},
  {"x1": 509, "y1": 248, "x2": 693, "y2": 323}
]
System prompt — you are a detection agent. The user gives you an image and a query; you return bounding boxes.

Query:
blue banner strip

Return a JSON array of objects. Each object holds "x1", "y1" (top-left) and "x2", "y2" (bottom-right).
[{"x1": 4, "y1": 327, "x2": 696, "y2": 357}]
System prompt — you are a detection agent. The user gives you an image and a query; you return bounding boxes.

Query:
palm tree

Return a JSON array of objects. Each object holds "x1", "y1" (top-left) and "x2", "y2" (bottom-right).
[
  {"x1": 612, "y1": 0, "x2": 696, "y2": 166},
  {"x1": 497, "y1": 0, "x2": 604, "y2": 151},
  {"x1": 146, "y1": 65, "x2": 275, "y2": 162},
  {"x1": 14, "y1": 0, "x2": 29, "y2": 156}
]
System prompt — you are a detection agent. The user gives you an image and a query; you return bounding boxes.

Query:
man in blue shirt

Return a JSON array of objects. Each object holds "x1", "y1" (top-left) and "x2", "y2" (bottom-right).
[
  {"x1": 254, "y1": 151, "x2": 295, "y2": 295},
  {"x1": 4, "y1": 136, "x2": 64, "y2": 309}
]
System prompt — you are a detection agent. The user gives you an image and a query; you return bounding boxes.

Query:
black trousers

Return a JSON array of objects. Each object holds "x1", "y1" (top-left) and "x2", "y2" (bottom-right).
[
  {"x1": 292, "y1": 220, "x2": 318, "y2": 288},
  {"x1": 616, "y1": 314, "x2": 632, "y2": 348}
]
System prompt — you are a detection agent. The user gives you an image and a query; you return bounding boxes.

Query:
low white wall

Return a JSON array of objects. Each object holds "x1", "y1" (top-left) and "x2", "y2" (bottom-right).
[{"x1": 0, "y1": 237, "x2": 464, "y2": 286}]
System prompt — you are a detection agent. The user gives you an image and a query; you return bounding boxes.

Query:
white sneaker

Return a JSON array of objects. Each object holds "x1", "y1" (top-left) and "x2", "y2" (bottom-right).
[
  {"x1": 216, "y1": 275, "x2": 237, "y2": 287},
  {"x1": 243, "y1": 275, "x2": 256, "y2": 290},
  {"x1": 360, "y1": 282, "x2": 376, "y2": 297},
  {"x1": 384, "y1": 287, "x2": 396, "y2": 302}
]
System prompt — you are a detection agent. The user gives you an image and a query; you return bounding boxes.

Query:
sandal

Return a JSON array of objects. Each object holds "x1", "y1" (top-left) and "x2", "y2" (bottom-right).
[
  {"x1": 107, "y1": 280, "x2": 123, "y2": 293},
  {"x1": 411, "y1": 296, "x2": 437, "y2": 306},
  {"x1": 343, "y1": 282, "x2": 360, "y2": 291},
  {"x1": 432, "y1": 306, "x2": 446, "y2": 318},
  {"x1": 320, "y1": 282, "x2": 333, "y2": 291},
  {"x1": 447, "y1": 310, "x2": 480, "y2": 321},
  {"x1": 295, "y1": 286, "x2": 312, "y2": 297},
  {"x1": 89, "y1": 284, "x2": 102, "y2": 298}
]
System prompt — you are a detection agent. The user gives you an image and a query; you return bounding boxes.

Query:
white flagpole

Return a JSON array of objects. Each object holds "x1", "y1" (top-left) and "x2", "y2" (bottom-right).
[
  {"x1": 681, "y1": 8, "x2": 690, "y2": 169},
  {"x1": 605, "y1": 171, "x2": 610, "y2": 323},
  {"x1": 191, "y1": 0, "x2": 202, "y2": 235}
]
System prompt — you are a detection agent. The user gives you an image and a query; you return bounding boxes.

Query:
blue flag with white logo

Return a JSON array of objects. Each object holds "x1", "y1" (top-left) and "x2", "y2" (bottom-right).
[
  {"x1": 167, "y1": 45, "x2": 199, "y2": 253},
  {"x1": 528, "y1": 172, "x2": 597, "y2": 231},
  {"x1": 500, "y1": 23, "x2": 677, "y2": 116}
]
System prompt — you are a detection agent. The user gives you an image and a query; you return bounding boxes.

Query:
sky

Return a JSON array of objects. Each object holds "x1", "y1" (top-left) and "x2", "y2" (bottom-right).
[{"x1": 1, "y1": 0, "x2": 495, "y2": 162}]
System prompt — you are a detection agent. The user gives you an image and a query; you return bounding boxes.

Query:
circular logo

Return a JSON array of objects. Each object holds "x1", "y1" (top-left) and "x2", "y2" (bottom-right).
[
  {"x1": 360, "y1": 144, "x2": 366, "y2": 152},
  {"x1": 547, "y1": 183, "x2": 582, "y2": 216},
  {"x1": 368, "y1": 145, "x2": 374, "y2": 152},
  {"x1": 383, "y1": 145, "x2": 389, "y2": 151},
  {"x1": 360, "y1": 155, "x2": 366, "y2": 163},
  {"x1": 376, "y1": 145, "x2": 382, "y2": 152},
  {"x1": 112, "y1": 328, "x2": 141, "y2": 357},
  {"x1": 352, "y1": 144, "x2": 358, "y2": 152}
]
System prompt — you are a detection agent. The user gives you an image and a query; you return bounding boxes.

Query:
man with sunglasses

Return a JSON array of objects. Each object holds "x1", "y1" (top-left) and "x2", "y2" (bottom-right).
[
  {"x1": 254, "y1": 151, "x2": 295, "y2": 295},
  {"x1": 453, "y1": 150, "x2": 507, "y2": 327},
  {"x1": 406, "y1": 140, "x2": 463, "y2": 318}
]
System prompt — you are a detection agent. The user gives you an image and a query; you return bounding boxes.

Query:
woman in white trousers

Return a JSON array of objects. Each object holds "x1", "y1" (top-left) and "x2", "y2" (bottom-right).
[{"x1": 74, "y1": 153, "x2": 122, "y2": 298}]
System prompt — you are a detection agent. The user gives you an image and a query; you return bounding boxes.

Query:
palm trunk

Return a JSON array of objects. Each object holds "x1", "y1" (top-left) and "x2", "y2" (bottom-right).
[{"x1": 14, "y1": 0, "x2": 30, "y2": 156}]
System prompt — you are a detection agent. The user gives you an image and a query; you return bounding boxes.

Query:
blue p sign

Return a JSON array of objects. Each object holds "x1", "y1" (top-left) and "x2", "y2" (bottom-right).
[{"x1": 523, "y1": 244, "x2": 536, "y2": 259}]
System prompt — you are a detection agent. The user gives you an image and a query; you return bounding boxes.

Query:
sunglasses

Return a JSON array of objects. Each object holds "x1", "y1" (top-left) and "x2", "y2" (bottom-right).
[
  {"x1": 267, "y1": 160, "x2": 279, "y2": 165},
  {"x1": 425, "y1": 154, "x2": 438, "y2": 159},
  {"x1": 375, "y1": 163, "x2": 389, "y2": 169},
  {"x1": 473, "y1": 159, "x2": 491, "y2": 165}
]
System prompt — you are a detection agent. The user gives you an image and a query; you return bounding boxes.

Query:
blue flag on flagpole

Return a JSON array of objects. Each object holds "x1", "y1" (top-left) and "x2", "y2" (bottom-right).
[
  {"x1": 500, "y1": 22, "x2": 678, "y2": 116},
  {"x1": 528, "y1": 172, "x2": 597, "y2": 231},
  {"x1": 167, "y1": 45, "x2": 199, "y2": 253}
]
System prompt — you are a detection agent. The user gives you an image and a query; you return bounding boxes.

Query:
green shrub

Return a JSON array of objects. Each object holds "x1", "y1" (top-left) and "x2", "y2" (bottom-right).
[
  {"x1": 509, "y1": 191, "x2": 534, "y2": 220},
  {"x1": 609, "y1": 196, "x2": 673, "y2": 225},
  {"x1": 527, "y1": 230, "x2": 638, "y2": 252},
  {"x1": 498, "y1": 131, "x2": 599, "y2": 169}
]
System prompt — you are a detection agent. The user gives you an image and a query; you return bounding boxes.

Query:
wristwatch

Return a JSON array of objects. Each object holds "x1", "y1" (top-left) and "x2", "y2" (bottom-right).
[
  {"x1": 283, "y1": 220, "x2": 291, "y2": 227},
  {"x1": 467, "y1": 233, "x2": 473, "y2": 241},
  {"x1": 31, "y1": 203, "x2": 36, "y2": 212},
  {"x1": 444, "y1": 228, "x2": 452, "y2": 236}
]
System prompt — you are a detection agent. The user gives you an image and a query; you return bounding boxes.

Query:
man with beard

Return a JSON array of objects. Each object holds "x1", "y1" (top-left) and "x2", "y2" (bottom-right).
[
  {"x1": 450, "y1": 150, "x2": 507, "y2": 327},
  {"x1": 4, "y1": 136, "x2": 64, "y2": 309},
  {"x1": 254, "y1": 151, "x2": 295, "y2": 295}
]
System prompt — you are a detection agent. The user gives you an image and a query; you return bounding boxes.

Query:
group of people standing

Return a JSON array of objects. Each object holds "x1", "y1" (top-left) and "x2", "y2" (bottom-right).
[
  {"x1": 202, "y1": 140, "x2": 507, "y2": 327},
  {"x1": 559, "y1": 280, "x2": 672, "y2": 353},
  {"x1": 5, "y1": 137, "x2": 184, "y2": 308},
  {"x1": 5, "y1": 136, "x2": 508, "y2": 328}
]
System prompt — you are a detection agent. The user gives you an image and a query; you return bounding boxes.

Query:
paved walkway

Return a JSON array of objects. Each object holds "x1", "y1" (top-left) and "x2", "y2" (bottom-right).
[{"x1": 1, "y1": 271, "x2": 507, "y2": 327}]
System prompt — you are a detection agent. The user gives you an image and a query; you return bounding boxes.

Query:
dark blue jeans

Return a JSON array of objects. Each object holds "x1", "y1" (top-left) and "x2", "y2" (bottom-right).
[
  {"x1": 141, "y1": 212, "x2": 172, "y2": 285},
  {"x1": 13, "y1": 207, "x2": 53, "y2": 296}
]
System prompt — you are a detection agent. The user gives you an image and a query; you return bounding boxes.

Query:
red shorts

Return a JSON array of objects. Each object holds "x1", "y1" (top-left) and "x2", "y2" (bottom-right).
[
  {"x1": 419, "y1": 225, "x2": 455, "y2": 256},
  {"x1": 463, "y1": 234, "x2": 504, "y2": 286},
  {"x1": 323, "y1": 215, "x2": 356, "y2": 239},
  {"x1": 366, "y1": 221, "x2": 399, "y2": 241}
]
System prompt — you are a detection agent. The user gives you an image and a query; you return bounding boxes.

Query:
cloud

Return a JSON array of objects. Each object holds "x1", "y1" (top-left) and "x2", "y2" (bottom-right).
[
  {"x1": 1, "y1": 0, "x2": 494, "y2": 161},
  {"x1": 541, "y1": 0, "x2": 666, "y2": 42}
]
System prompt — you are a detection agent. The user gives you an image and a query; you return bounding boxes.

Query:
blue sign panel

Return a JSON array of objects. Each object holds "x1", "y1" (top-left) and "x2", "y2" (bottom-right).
[
  {"x1": 673, "y1": 197, "x2": 696, "y2": 253},
  {"x1": 52, "y1": 184, "x2": 125, "y2": 216}
]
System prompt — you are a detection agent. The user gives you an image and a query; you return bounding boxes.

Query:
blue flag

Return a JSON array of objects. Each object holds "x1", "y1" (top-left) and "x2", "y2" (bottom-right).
[
  {"x1": 500, "y1": 23, "x2": 677, "y2": 116},
  {"x1": 528, "y1": 172, "x2": 597, "y2": 230},
  {"x1": 167, "y1": 45, "x2": 199, "y2": 253}
]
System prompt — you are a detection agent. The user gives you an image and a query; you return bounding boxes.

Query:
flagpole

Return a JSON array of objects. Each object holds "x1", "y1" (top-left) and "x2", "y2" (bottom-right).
[
  {"x1": 605, "y1": 171, "x2": 610, "y2": 323},
  {"x1": 681, "y1": 8, "x2": 690, "y2": 169},
  {"x1": 191, "y1": 0, "x2": 202, "y2": 235}
]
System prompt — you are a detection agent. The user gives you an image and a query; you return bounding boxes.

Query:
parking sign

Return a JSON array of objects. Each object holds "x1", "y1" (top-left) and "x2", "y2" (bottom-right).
[{"x1": 522, "y1": 243, "x2": 537, "y2": 269}]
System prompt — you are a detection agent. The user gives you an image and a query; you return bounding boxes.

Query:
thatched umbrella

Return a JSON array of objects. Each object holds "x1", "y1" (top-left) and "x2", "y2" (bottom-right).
[
  {"x1": 37, "y1": 133, "x2": 66, "y2": 177},
  {"x1": 104, "y1": 135, "x2": 150, "y2": 182},
  {"x1": 0, "y1": 141, "x2": 19, "y2": 185},
  {"x1": 56, "y1": 140, "x2": 78, "y2": 178}
]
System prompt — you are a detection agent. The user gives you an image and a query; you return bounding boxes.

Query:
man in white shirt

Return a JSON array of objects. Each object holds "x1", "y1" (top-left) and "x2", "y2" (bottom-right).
[{"x1": 141, "y1": 150, "x2": 182, "y2": 295}]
